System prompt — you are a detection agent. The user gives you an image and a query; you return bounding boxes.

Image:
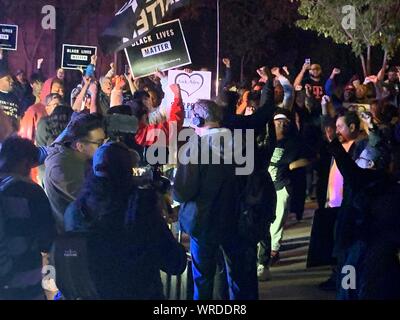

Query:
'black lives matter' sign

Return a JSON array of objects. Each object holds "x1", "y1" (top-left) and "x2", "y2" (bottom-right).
[
  {"x1": 61, "y1": 44, "x2": 97, "y2": 70},
  {"x1": 0, "y1": 24, "x2": 18, "y2": 51},
  {"x1": 125, "y1": 19, "x2": 191, "y2": 79}
]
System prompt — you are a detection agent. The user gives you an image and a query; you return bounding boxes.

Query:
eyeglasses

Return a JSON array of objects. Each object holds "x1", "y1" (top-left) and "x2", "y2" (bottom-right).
[{"x1": 81, "y1": 139, "x2": 106, "y2": 147}]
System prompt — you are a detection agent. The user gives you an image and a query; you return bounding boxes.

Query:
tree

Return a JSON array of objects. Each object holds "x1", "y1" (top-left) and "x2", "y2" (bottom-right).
[
  {"x1": 296, "y1": 0, "x2": 400, "y2": 77},
  {"x1": 181, "y1": 0, "x2": 299, "y2": 81},
  {"x1": 220, "y1": 0, "x2": 299, "y2": 81}
]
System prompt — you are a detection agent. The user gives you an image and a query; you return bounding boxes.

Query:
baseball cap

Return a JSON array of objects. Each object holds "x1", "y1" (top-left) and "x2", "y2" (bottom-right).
[{"x1": 273, "y1": 113, "x2": 290, "y2": 121}]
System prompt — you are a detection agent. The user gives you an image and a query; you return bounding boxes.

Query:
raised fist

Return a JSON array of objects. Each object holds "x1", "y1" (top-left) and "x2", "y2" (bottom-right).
[
  {"x1": 115, "y1": 75, "x2": 126, "y2": 90},
  {"x1": 91, "y1": 55, "x2": 98, "y2": 65},
  {"x1": 331, "y1": 68, "x2": 341, "y2": 76},
  {"x1": 222, "y1": 58, "x2": 231, "y2": 68}
]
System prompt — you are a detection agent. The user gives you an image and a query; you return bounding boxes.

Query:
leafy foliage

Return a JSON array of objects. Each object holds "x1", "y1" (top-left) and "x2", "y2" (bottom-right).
[{"x1": 297, "y1": 0, "x2": 400, "y2": 57}]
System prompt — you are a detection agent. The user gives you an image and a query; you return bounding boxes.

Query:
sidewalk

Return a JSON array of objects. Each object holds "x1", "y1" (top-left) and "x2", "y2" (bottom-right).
[{"x1": 259, "y1": 204, "x2": 336, "y2": 300}]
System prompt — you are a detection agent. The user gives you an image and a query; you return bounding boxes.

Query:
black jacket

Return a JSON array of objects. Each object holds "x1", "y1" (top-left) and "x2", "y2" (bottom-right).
[
  {"x1": 174, "y1": 128, "x2": 240, "y2": 243},
  {"x1": 63, "y1": 182, "x2": 186, "y2": 300}
]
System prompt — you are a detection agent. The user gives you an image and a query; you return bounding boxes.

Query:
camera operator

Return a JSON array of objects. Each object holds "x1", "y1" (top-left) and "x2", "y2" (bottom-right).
[{"x1": 63, "y1": 141, "x2": 187, "y2": 299}]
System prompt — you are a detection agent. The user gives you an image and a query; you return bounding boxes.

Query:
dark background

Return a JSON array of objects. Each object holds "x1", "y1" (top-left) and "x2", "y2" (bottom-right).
[{"x1": 1, "y1": 0, "x2": 399, "y2": 87}]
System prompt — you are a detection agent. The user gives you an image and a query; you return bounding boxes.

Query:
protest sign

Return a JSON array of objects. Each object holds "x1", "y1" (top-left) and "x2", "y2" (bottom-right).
[
  {"x1": 61, "y1": 44, "x2": 97, "y2": 70},
  {"x1": 99, "y1": 0, "x2": 190, "y2": 54},
  {"x1": 0, "y1": 24, "x2": 18, "y2": 51},
  {"x1": 125, "y1": 19, "x2": 191, "y2": 79},
  {"x1": 167, "y1": 69, "x2": 212, "y2": 126}
]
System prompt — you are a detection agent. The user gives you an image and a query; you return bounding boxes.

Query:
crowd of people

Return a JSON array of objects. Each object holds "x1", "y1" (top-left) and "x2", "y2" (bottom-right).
[{"x1": 0, "y1": 44, "x2": 400, "y2": 300}]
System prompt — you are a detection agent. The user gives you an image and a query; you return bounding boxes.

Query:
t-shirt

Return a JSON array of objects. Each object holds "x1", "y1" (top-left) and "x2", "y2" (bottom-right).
[
  {"x1": 301, "y1": 77, "x2": 325, "y2": 101},
  {"x1": 268, "y1": 136, "x2": 308, "y2": 191},
  {"x1": 0, "y1": 91, "x2": 20, "y2": 131},
  {"x1": 327, "y1": 140, "x2": 354, "y2": 208}
]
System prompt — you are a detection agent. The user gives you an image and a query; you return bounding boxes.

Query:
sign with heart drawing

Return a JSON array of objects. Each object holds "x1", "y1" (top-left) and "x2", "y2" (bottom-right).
[{"x1": 167, "y1": 70, "x2": 212, "y2": 126}]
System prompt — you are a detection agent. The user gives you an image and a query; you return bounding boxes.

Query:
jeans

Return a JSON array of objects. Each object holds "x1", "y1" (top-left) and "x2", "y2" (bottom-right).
[
  {"x1": 270, "y1": 187, "x2": 290, "y2": 252},
  {"x1": 190, "y1": 236, "x2": 258, "y2": 300},
  {"x1": 257, "y1": 223, "x2": 272, "y2": 266}
]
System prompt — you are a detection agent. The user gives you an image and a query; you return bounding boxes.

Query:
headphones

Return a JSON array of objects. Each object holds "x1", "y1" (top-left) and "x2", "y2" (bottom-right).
[{"x1": 191, "y1": 112, "x2": 205, "y2": 128}]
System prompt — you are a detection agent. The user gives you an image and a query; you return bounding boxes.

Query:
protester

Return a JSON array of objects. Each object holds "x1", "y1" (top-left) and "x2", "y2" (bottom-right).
[
  {"x1": 294, "y1": 62, "x2": 325, "y2": 102},
  {"x1": 44, "y1": 113, "x2": 106, "y2": 233},
  {"x1": 257, "y1": 109, "x2": 312, "y2": 280},
  {"x1": 174, "y1": 99, "x2": 259, "y2": 300},
  {"x1": 326, "y1": 137, "x2": 399, "y2": 300},
  {"x1": 0, "y1": 136, "x2": 56, "y2": 300},
  {"x1": 63, "y1": 142, "x2": 187, "y2": 299},
  {"x1": 132, "y1": 84, "x2": 183, "y2": 147},
  {"x1": 0, "y1": 65, "x2": 20, "y2": 131}
]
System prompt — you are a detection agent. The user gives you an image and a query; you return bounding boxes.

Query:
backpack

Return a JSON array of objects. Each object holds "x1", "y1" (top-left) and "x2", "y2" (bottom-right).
[{"x1": 237, "y1": 170, "x2": 277, "y2": 244}]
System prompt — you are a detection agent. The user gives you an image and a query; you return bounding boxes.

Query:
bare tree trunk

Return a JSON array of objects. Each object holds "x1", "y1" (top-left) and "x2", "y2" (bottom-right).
[
  {"x1": 360, "y1": 54, "x2": 367, "y2": 79},
  {"x1": 367, "y1": 45, "x2": 371, "y2": 76},
  {"x1": 382, "y1": 50, "x2": 388, "y2": 69}
]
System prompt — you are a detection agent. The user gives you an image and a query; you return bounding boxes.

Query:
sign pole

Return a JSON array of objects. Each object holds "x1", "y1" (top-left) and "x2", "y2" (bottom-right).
[{"x1": 215, "y1": 0, "x2": 220, "y2": 95}]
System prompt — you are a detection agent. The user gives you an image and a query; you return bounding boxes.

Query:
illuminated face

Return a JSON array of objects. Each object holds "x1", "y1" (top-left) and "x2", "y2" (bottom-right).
[
  {"x1": 32, "y1": 81, "x2": 43, "y2": 97},
  {"x1": 46, "y1": 96, "x2": 61, "y2": 115},
  {"x1": 148, "y1": 91, "x2": 159, "y2": 109},
  {"x1": 51, "y1": 82, "x2": 64, "y2": 98},
  {"x1": 101, "y1": 78, "x2": 113, "y2": 96},
  {"x1": 344, "y1": 89, "x2": 355, "y2": 102},
  {"x1": 309, "y1": 64, "x2": 322, "y2": 78},
  {"x1": 0, "y1": 75, "x2": 13, "y2": 92},
  {"x1": 274, "y1": 118, "x2": 290, "y2": 137},
  {"x1": 77, "y1": 128, "x2": 107, "y2": 160},
  {"x1": 57, "y1": 68, "x2": 65, "y2": 80},
  {"x1": 336, "y1": 116, "x2": 353, "y2": 143},
  {"x1": 16, "y1": 73, "x2": 25, "y2": 83},
  {"x1": 388, "y1": 71, "x2": 398, "y2": 83}
]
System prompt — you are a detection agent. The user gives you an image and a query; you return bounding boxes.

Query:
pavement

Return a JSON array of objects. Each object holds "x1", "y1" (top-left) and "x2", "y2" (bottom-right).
[{"x1": 259, "y1": 203, "x2": 336, "y2": 300}]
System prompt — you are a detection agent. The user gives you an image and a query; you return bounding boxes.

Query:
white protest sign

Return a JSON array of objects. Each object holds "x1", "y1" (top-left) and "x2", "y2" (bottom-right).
[{"x1": 167, "y1": 70, "x2": 212, "y2": 126}]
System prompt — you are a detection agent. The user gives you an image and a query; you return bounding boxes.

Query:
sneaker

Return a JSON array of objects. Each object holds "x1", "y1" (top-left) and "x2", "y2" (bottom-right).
[
  {"x1": 270, "y1": 251, "x2": 280, "y2": 266},
  {"x1": 257, "y1": 264, "x2": 272, "y2": 282}
]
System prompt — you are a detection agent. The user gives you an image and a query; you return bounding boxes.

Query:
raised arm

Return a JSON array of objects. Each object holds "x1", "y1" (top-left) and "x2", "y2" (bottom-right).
[
  {"x1": 218, "y1": 58, "x2": 233, "y2": 96},
  {"x1": 377, "y1": 52, "x2": 388, "y2": 82},
  {"x1": 110, "y1": 75, "x2": 125, "y2": 108},
  {"x1": 294, "y1": 62, "x2": 310, "y2": 89},
  {"x1": 72, "y1": 77, "x2": 91, "y2": 112},
  {"x1": 135, "y1": 84, "x2": 183, "y2": 146},
  {"x1": 272, "y1": 67, "x2": 294, "y2": 110},
  {"x1": 223, "y1": 67, "x2": 275, "y2": 130}
]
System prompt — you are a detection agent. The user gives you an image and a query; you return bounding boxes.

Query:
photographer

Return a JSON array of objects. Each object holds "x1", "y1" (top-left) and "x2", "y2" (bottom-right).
[
  {"x1": 63, "y1": 142, "x2": 187, "y2": 299},
  {"x1": 44, "y1": 113, "x2": 106, "y2": 233}
]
